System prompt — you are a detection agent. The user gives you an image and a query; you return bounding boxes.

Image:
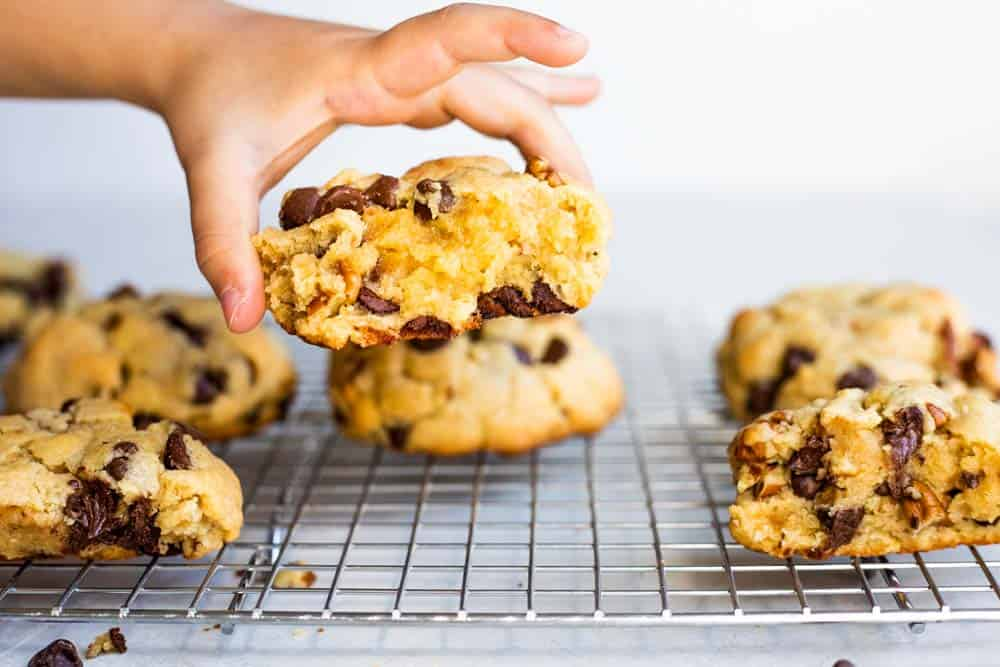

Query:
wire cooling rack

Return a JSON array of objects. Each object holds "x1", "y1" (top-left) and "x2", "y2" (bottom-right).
[{"x1": 3, "y1": 314, "x2": 1000, "y2": 632}]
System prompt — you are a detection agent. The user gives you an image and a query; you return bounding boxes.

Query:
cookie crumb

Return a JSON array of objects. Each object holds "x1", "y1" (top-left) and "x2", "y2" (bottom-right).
[
  {"x1": 274, "y1": 562, "x2": 317, "y2": 589},
  {"x1": 85, "y1": 627, "x2": 127, "y2": 659}
]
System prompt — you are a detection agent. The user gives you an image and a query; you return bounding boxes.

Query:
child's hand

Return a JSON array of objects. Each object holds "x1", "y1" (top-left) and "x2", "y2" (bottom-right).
[{"x1": 0, "y1": 2, "x2": 598, "y2": 332}]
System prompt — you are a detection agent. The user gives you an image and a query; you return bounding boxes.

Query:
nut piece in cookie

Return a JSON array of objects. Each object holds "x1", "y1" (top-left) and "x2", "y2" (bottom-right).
[
  {"x1": 328, "y1": 314, "x2": 623, "y2": 456},
  {"x1": 717, "y1": 284, "x2": 1000, "y2": 420},
  {"x1": 728, "y1": 382, "x2": 1000, "y2": 559},
  {"x1": 3, "y1": 291, "x2": 297, "y2": 441},
  {"x1": 253, "y1": 156, "x2": 611, "y2": 349}
]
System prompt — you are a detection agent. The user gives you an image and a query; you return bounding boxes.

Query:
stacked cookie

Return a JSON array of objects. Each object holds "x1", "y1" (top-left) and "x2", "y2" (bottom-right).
[
  {"x1": 256, "y1": 156, "x2": 621, "y2": 456},
  {"x1": 718, "y1": 285, "x2": 1000, "y2": 558}
]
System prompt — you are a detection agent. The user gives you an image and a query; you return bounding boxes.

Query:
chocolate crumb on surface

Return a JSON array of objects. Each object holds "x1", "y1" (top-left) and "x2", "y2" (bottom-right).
[{"x1": 28, "y1": 638, "x2": 83, "y2": 667}]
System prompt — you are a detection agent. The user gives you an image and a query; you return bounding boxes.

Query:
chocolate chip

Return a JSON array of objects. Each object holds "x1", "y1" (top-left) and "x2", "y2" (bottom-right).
[
  {"x1": 962, "y1": 471, "x2": 982, "y2": 489},
  {"x1": 386, "y1": 425, "x2": 411, "y2": 450},
  {"x1": 478, "y1": 286, "x2": 535, "y2": 319},
  {"x1": 279, "y1": 187, "x2": 321, "y2": 230},
  {"x1": 28, "y1": 639, "x2": 83, "y2": 667},
  {"x1": 193, "y1": 368, "x2": 228, "y2": 404},
  {"x1": 64, "y1": 480, "x2": 119, "y2": 552},
  {"x1": 880, "y1": 405, "x2": 925, "y2": 497},
  {"x1": 414, "y1": 179, "x2": 455, "y2": 220},
  {"x1": 103, "y1": 312, "x2": 123, "y2": 332},
  {"x1": 357, "y1": 286, "x2": 399, "y2": 314},
  {"x1": 836, "y1": 364, "x2": 877, "y2": 391},
  {"x1": 36, "y1": 261, "x2": 68, "y2": 306},
  {"x1": 782, "y1": 345, "x2": 816, "y2": 378},
  {"x1": 121, "y1": 497, "x2": 161, "y2": 554},
  {"x1": 114, "y1": 441, "x2": 138, "y2": 456},
  {"x1": 511, "y1": 344, "x2": 533, "y2": 365},
  {"x1": 401, "y1": 316, "x2": 453, "y2": 339},
  {"x1": 60, "y1": 398, "x2": 79, "y2": 413},
  {"x1": 790, "y1": 474, "x2": 821, "y2": 499},
  {"x1": 161, "y1": 309, "x2": 207, "y2": 347},
  {"x1": 468, "y1": 329, "x2": 484, "y2": 342},
  {"x1": 788, "y1": 433, "x2": 829, "y2": 475},
  {"x1": 364, "y1": 175, "x2": 401, "y2": 209},
  {"x1": 107, "y1": 284, "x2": 140, "y2": 300},
  {"x1": 746, "y1": 379, "x2": 779, "y2": 415},
  {"x1": 820, "y1": 506, "x2": 864, "y2": 552},
  {"x1": 541, "y1": 338, "x2": 569, "y2": 364},
  {"x1": 874, "y1": 481, "x2": 892, "y2": 496},
  {"x1": 832, "y1": 661, "x2": 855, "y2": 667},
  {"x1": 105, "y1": 457, "x2": 129, "y2": 481},
  {"x1": 108, "y1": 627, "x2": 127, "y2": 654},
  {"x1": 407, "y1": 339, "x2": 450, "y2": 352},
  {"x1": 531, "y1": 281, "x2": 576, "y2": 314},
  {"x1": 163, "y1": 429, "x2": 193, "y2": 470},
  {"x1": 315, "y1": 185, "x2": 368, "y2": 217},
  {"x1": 132, "y1": 412, "x2": 161, "y2": 430}
]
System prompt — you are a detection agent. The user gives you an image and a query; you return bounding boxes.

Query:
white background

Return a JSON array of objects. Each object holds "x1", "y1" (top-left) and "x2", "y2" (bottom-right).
[{"x1": 2, "y1": 0, "x2": 1000, "y2": 327}]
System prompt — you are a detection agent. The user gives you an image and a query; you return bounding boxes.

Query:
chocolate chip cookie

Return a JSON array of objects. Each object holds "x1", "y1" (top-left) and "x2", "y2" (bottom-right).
[
  {"x1": 328, "y1": 315, "x2": 623, "y2": 455},
  {"x1": 3, "y1": 289, "x2": 296, "y2": 440},
  {"x1": 717, "y1": 284, "x2": 1000, "y2": 421},
  {"x1": 729, "y1": 383, "x2": 1000, "y2": 559},
  {"x1": 0, "y1": 249, "x2": 78, "y2": 347},
  {"x1": 253, "y1": 156, "x2": 612, "y2": 349},
  {"x1": 0, "y1": 398, "x2": 242, "y2": 560}
]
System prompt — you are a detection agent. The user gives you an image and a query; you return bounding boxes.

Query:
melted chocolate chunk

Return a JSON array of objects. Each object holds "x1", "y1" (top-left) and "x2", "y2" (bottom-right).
[
  {"x1": 163, "y1": 429, "x2": 193, "y2": 470},
  {"x1": 315, "y1": 185, "x2": 368, "y2": 217},
  {"x1": 279, "y1": 187, "x2": 321, "y2": 230},
  {"x1": 746, "y1": 379, "x2": 779, "y2": 415},
  {"x1": 407, "y1": 339, "x2": 450, "y2": 352},
  {"x1": 788, "y1": 433, "x2": 829, "y2": 475},
  {"x1": 64, "y1": 480, "x2": 119, "y2": 552},
  {"x1": 478, "y1": 286, "x2": 535, "y2": 319},
  {"x1": 114, "y1": 441, "x2": 138, "y2": 456},
  {"x1": 132, "y1": 412, "x2": 161, "y2": 430},
  {"x1": 60, "y1": 398, "x2": 79, "y2": 413},
  {"x1": 790, "y1": 474, "x2": 822, "y2": 500},
  {"x1": 36, "y1": 261, "x2": 69, "y2": 305},
  {"x1": 386, "y1": 424, "x2": 411, "y2": 450},
  {"x1": 962, "y1": 471, "x2": 982, "y2": 489},
  {"x1": 357, "y1": 287, "x2": 399, "y2": 314},
  {"x1": 820, "y1": 506, "x2": 865, "y2": 552},
  {"x1": 413, "y1": 179, "x2": 456, "y2": 220},
  {"x1": 832, "y1": 661, "x2": 855, "y2": 667},
  {"x1": 531, "y1": 281, "x2": 576, "y2": 314},
  {"x1": 107, "y1": 284, "x2": 140, "y2": 300},
  {"x1": 880, "y1": 405, "x2": 925, "y2": 497},
  {"x1": 400, "y1": 316, "x2": 453, "y2": 339},
  {"x1": 108, "y1": 627, "x2": 127, "y2": 654},
  {"x1": 781, "y1": 345, "x2": 816, "y2": 378},
  {"x1": 161, "y1": 309, "x2": 207, "y2": 347},
  {"x1": 104, "y1": 457, "x2": 129, "y2": 481},
  {"x1": 28, "y1": 639, "x2": 83, "y2": 667},
  {"x1": 541, "y1": 338, "x2": 569, "y2": 364},
  {"x1": 193, "y1": 368, "x2": 228, "y2": 405},
  {"x1": 122, "y1": 497, "x2": 162, "y2": 554},
  {"x1": 364, "y1": 175, "x2": 401, "y2": 209},
  {"x1": 836, "y1": 364, "x2": 878, "y2": 391},
  {"x1": 511, "y1": 344, "x2": 533, "y2": 365}
]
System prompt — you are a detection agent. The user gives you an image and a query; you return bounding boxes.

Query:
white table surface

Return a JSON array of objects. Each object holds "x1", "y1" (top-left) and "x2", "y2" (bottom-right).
[{"x1": 3, "y1": 192, "x2": 1000, "y2": 665}]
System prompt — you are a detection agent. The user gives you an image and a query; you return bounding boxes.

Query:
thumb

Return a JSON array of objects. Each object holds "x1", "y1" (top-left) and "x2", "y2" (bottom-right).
[{"x1": 185, "y1": 153, "x2": 265, "y2": 333}]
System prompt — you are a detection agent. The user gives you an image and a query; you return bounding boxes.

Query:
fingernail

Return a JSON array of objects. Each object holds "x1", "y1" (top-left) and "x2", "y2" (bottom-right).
[
  {"x1": 219, "y1": 285, "x2": 248, "y2": 330},
  {"x1": 553, "y1": 22, "x2": 582, "y2": 39}
]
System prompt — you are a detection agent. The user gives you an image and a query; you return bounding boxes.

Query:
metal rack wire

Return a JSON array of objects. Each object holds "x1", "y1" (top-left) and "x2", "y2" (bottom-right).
[{"x1": 3, "y1": 313, "x2": 1000, "y2": 630}]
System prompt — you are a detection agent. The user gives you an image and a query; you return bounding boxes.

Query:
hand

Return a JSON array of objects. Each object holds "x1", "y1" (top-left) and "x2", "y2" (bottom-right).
[{"x1": 162, "y1": 3, "x2": 599, "y2": 332}]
